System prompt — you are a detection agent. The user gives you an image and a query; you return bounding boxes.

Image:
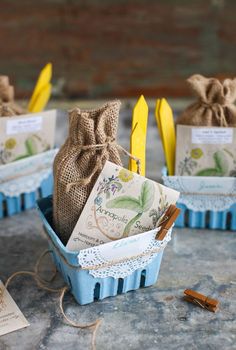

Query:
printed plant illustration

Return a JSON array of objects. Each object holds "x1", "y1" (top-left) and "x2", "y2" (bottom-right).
[
  {"x1": 0, "y1": 133, "x2": 50, "y2": 164},
  {"x1": 106, "y1": 180, "x2": 155, "y2": 237},
  {"x1": 149, "y1": 183, "x2": 169, "y2": 227},
  {"x1": 195, "y1": 150, "x2": 229, "y2": 176},
  {"x1": 178, "y1": 155, "x2": 198, "y2": 176}
]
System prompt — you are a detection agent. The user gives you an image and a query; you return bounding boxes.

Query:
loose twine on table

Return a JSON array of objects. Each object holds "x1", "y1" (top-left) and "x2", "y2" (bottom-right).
[
  {"x1": 66, "y1": 137, "x2": 141, "y2": 192},
  {"x1": 2, "y1": 250, "x2": 102, "y2": 350}
]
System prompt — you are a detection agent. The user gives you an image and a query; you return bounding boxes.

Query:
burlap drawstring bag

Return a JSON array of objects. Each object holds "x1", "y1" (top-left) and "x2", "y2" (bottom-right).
[
  {"x1": 176, "y1": 74, "x2": 236, "y2": 127},
  {"x1": 53, "y1": 100, "x2": 140, "y2": 244},
  {"x1": 0, "y1": 75, "x2": 25, "y2": 116}
]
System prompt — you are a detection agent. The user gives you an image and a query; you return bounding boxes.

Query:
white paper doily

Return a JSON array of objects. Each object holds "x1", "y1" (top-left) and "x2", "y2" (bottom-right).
[
  {"x1": 78, "y1": 228, "x2": 172, "y2": 279},
  {"x1": 0, "y1": 169, "x2": 52, "y2": 197},
  {"x1": 0, "y1": 149, "x2": 58, "y2": 197},
  {"x1": 177, "y1": 194, "x2": 236, "y2": 211},
  {"x1": 163, "y1": 172, "x2": 236, "y2": 211}
]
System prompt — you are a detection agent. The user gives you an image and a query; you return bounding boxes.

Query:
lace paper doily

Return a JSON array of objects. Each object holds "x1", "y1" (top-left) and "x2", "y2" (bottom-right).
[
  {"x1": 78, "y1": 228, "x2": 172, "y2": 279},
  {"x1": 177, "y1": 194, "x2": 236, "y2": 211},
  {"x1": 0, "y1": 149, "x2": 58, "y2": 197},
  {"x1": 163, "y1": 171, "x2": 236, "y2": 211},
  {"x1": 0, "y1": 169, "x2": 52, "y2": 197}
]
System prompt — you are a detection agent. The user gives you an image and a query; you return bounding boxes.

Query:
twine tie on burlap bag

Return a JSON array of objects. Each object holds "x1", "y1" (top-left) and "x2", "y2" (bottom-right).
[
  {"x1": 65, "y1": 136, "x2": 141, "y2": 193},
  {"x1": 201, "y1": 101, "x2": 228, "y2": 127}
]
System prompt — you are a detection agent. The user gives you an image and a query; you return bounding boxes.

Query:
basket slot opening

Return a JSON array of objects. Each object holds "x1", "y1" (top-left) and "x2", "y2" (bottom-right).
[
  {"x1": 117, "y1": 278, "x2": 124, "y2": 294},
  {"x1": 140, "y1": 270, "x2": 146, "y2": 287},
  {"x1": 205, "y1": 210, "x2": 210, "y2": 228},
  {"x1": 67, "y1": 275, "x2": 72, "y2": 291},
  {"x1": 19, "y1": 193, "x2": 24, "y2": 210},
  {"x1": 226, "y1": 212, "x2": 232, "y2": 230},
  {"x1": 3, "y1": 200, "x2": 7, "y2": 217},
  {"x1": 184, "y1": 210, "x2": 189, "y2": 227},
  {"x1": 94, "y1": 283, "x2": 101, "y2": 300}
]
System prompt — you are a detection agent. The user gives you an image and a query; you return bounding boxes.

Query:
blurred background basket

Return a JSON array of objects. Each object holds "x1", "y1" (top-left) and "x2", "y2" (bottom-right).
[{"x1": 162, "y1": 167, "x2": 236, "y2": 230}]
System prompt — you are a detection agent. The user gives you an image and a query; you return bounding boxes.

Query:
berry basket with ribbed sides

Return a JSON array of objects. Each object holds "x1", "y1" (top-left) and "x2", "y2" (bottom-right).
[
  {"x1": 162, "y1": 167, "x2": 236, "y2": 230},
  {"x1": 37, "y1": 195, "x2": 173, "y2": 305},
  {"x1": 0, "y1": 149, "x2": 57, "y2": 218}
]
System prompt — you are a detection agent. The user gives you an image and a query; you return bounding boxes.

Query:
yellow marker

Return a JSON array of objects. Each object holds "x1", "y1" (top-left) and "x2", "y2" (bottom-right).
[
  {"x1": 155, "y1": 98, "x2": 176, "y2": 176},
  {"x1": 129, "y1": 95, "x2": 148, "y2": 176},
  {"x1": 29, "y1": 83, "x2": 52, "y2": 113},
  {"x1": 28, "y1": 63, "x2": 52, "y2": 112}
]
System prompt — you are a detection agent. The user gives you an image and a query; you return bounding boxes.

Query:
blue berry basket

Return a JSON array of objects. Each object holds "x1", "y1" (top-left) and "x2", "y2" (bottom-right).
[
  {"x1": 0, "y1": 149, "x2": 57, "y2": 218},
  {"x1": 162, "y1": 167, "x2": 236, "y2": 230},
  {"x1": 36, "y1": 195, "x2": 172, "y2": 305}
]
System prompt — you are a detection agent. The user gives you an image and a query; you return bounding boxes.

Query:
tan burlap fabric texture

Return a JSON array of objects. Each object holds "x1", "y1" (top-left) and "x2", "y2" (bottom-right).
[
  {"x1": 176, "y1": 74, "x2": 236, "y2": 127},
  {"x1": 53, "y1": 100, "x2": 123, "y2": 244},
  {"x1": 0, "y1": 75, "x2": 25, "y2": 116}
]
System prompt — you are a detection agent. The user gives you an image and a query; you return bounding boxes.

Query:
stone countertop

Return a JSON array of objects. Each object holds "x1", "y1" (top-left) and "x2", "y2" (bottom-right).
[
  {"x1": 0, "y1": 99, "x2": 236, "y2": 349},
  {"x1": 0, "y1": 210, "x2": 235, "y2": 350}
]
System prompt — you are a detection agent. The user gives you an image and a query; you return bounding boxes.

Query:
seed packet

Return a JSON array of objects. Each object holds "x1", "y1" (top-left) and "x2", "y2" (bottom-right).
[{"x1": 66, "y1": 161, "x2": 179, "y2": 251}]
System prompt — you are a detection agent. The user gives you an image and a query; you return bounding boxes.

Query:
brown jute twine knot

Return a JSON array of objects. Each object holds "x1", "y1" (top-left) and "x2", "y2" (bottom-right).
[
  {"x1": 66, "y1": 137, "x2": 141, "y2": 193},
  {"x1": 201, "y1": 101, "x2": 228, "y2": 127},
  {"x1": 4, "y1": 250, "x2": 102, "y2": 350}
]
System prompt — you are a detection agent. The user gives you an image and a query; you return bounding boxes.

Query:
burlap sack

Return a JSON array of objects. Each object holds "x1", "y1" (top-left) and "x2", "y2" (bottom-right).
[
  {"x1": 53, "y1": 100, "x2": 123, "y2": 244},
  {"x1": 176, "y1": 74, "x2": 236, "y2": 127},
  {"x1": 0, "y1": 75, "x2": 25, "y2": 116}
]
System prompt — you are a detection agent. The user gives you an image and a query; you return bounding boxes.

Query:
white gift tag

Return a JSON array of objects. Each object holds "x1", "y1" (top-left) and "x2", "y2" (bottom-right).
[
  {"x1": 192, "y1": 127, "x2": 233, "y2": 144},
  {"x1": 6, "y1": 116, "x2": 42, "y2": 135},
  {"x1": 0, "y1": 280, "x2": 29, "y2": 337}
]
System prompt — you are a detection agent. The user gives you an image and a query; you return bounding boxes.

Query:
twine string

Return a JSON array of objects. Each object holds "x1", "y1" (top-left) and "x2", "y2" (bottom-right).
[
  {"x1": 3, "y1": 249, "x2": 101, "y2": 350},
  {"x1": 201, "y1": 101, "x2": 228, "y2": 127},
  {"x1": 66, "y1": 137, "x2": 141, "y2": 192}
]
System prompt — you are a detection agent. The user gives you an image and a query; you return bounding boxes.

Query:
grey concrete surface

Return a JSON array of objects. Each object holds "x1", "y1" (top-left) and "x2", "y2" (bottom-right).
[{"x1": 0, "y1": 99, "x2": 236, "y2": 350}]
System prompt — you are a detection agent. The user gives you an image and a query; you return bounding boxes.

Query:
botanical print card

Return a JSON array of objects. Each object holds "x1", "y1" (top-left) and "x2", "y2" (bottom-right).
[
  {"x1": 175, "y1": 125, "x2": 236, "y2": 176},
  {"x1": 66, "y1": 161, "x2": 179, "y2": 251},
  {"x1": 0, "y1": 109, "x2": 57, "y2": 165},
  {"x1": 0, "y1": 280, "x2": 29, "y2": 336}
]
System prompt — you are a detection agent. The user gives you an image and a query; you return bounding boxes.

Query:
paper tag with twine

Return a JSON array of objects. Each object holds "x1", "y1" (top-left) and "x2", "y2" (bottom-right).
[{"x1": 0, "y1": 280, "x2": 29, "y2": 336}]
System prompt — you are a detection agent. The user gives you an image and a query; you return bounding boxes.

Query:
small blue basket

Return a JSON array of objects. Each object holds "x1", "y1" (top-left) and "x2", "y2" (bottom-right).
[
  {"x1": 37, "y1": 196, "x2": 167, "y2": 305},
  {"x1": 0, "y1": 173, "x2": 53, "y2": 218},
  {"x1": 162, "y1": 167, "x2": 236, "y2": 230}
]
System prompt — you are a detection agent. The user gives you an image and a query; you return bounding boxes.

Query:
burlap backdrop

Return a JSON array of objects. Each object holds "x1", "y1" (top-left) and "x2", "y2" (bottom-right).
[
  {"x1": 176, "y1": 74, "x2": 236, "y2": 127},
  {"x1": 53, "y1": 100, "x2": 123, "y2": 244}
]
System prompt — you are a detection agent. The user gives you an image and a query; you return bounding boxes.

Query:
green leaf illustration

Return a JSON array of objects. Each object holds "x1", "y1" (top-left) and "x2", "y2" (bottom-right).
[
  {"x1": 106, "y1": 196, "x2": 143, "y2": 213},
  {"x1": 123, "y1": 213, "x2": 142, "y2": 237},
  {"x1": 25, "y1": 137, "x2": 38, "y2": 155},
  {"x1": 140, "y1": 180, "x2": 155, "y2": 211},
  {"x1": 196, "y1": 168, "x2": 222, "y2": 176},
  {"x1": 214, "y1": 150, "x2": 228, "y2": 175},
  {"x1": 195, "y1": 150, "x2": 229, "y2": 177},
  {"x1": 106, "y1": 179, "x2": 156, "y2": 237}
]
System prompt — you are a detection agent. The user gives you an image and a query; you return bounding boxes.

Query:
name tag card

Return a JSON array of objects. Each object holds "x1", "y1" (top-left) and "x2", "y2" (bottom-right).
[{"x1": 0, "y1": 280, "x2": 29, "y2": 337}]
